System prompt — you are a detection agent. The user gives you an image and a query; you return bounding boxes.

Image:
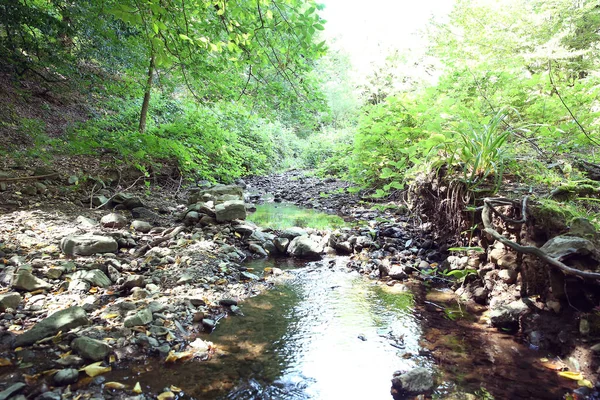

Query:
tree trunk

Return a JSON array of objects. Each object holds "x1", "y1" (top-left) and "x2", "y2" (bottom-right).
[{"x1": 138, "y1": 51, "x2": 155, "y2": 133}]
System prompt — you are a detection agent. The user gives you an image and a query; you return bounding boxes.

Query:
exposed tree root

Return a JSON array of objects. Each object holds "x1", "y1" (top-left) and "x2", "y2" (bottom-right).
[
  {"x1": 0, "y1": 173, "x2": 59, "y2": 182},
  {"x1": 134, "y1": 225, "x2": 186, "y2": 257},
  {"x1": 482, "y1": 197, "x2": 600, "y2": 280}
]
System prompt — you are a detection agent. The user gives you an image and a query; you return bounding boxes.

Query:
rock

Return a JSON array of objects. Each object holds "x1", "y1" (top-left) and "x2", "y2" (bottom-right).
[
  {"x1": 498, "y1": 269, "x2": 518, "y2": 284},
  {"x1": 0, "y1": 292, "x2": 21, "y2": 311},
  {"x1": 124, "y1": 308, "x2": 153, "y2": 327},
  {"x1": 287, "y1": 236, "x2": 322, "y2": 259},
  {"x1": 131, "y1": 220, "x2": 152, "y2": 233},
  {"x1": 68, "y1": 175, "x2": 79, "y2": 185},
  {"x1": 46, "y1": 267, "x2": 64, "y2": 280},
  {"x1": 580, "y1": 319, "x2": 590, "y2": 335},
  {"x1": 60, "y1": 235, "x2": 118, "y2": 256},
  {"x1": 120, "y1": 275, "x2": 145, "y2": 291},
  {"x1": 15, "y1": 306, "x2": 89, "y2": 347},
  {"x1": 0, "y1": 383, "x2": 26, "y2": 400},
  {"x1": 569, "y1": 218, "x2": 596, "y2": 237},
  {"x1": 36, "y1": 391, "x2": 62, "y2": 400},
  {"x1": 546, "y1": 300, "x2": 561, "y2": 313},
  {"x1": 75, "y1": 216, "x2": 98, "y2": 228},
  {"x1": 274, "y1": 237, "x2": 290, "y2": 253},
  {"x1": 122, "y1": 197, "x2": 145, "y2": 210},
  {"x1": 72, "y1": 336, "x2": 112, "y2": 361},
  {"x1": 184, "y1": 211, "x2": 200, "y2": 225},
  {"x1": 240, "y1": 271, "x2": 260, "y2": 280},
  {"x1": 591, "y1": 343, "x2": 600, "y2": 352},
  {"x1": 233, "y1": 223, "x2": 256, "y2": 235},
  {"x1": 219, "y1": 299, "x2": 238, "y2": 307},
  {"x1": 540, "y1": 235, "x2": 596, "y2": 261},
  {"x1": 100, "y1": 213, "x2": 128, "y2": 228},
  {"x1": 391, "y1": 368, "x2": 434, "y2": 395},
  {"x1": 190, "y1": 185, "x2": 243, "y2": 204},
  {"x1": 188, "y1": 297, "x2": 206, "y2": 307},
  {"x1": 388, "y1": 265, "x2": 408, "y2": 280},
  {"x1": 22, "y1": 185, "x2": 37, "y2": 195},
  {"x1": 472, "y1": 287, "x2": 489, "y2": 304},
  {"x1": 71, "y1": 269, "x2": 111, "y2": 288},
  {"x1": 202, "y1": 319, "x2": 216, "y2": 330},
  {"x1": 249, "y1": 243, "x2": 268, "y2": 257},
  {"x1": 280, "y1": 227, "x2": 308, "y2": 239},
  {"x1": 91, "y1": 195, "x2": 109, "y2": 208},
  {"x1": 11, "y1": 270, "x2": 52, "y2": 291},
  {"x1": 489, "y1": 300, "x2": 529, "y2": 331},
  {"x1": 199, "y1": 215, "x2": 216, "y2": 226},
  {"x1": 53, "y1": 369, "x2": 80, "y2": 386},
  {"x1": 215, "y1": 200, "x2": 247, "y2": 222}
]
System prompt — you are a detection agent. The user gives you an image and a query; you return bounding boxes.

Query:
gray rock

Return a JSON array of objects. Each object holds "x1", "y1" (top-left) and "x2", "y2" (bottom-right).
[
  {"x1": 233, "y1": 223, "x2": 257, "y2": 235},
  {"x1": 14, "y1": 306, "x2": 89, "y2": 347},
  {"x1": 36, "y1": 391, "x2": 62, "y2": 400},
  {"x1": 199, "y1": 215, "x2": 216, "y2": 226},
  {"x1": 53, "y1": 369, "x2": 80, "y2": 386},
  {"x1": 215, "y1": 200, "x2": 247, "y2": 222},
  {"x1": 100, "y1": 213, "x2": 128, "y2": 228},
  {"x1": 60, "y1": 235, "x2": 118, "y2": 256},
  {"x1": 46, "y1": 267, "x2": 64, "y2": 280},
  {"x1": 249, "y1": 230, "x2": 276, "y2": 243},
  {"x1": 240, "y1": 271, "x2": 259, "y2": 280},
  {"x1": 0, "y1": 292, "x2": 21, "y2": 311},
  {"x1": 189, "y1": 185, "x2": 243, "y2": 204},
  {"x1": 249, "y1": 243, "x2": 268, "y2": 257},
  {"x1": 274, "y1": 237, "x2": 290, "y2": 253},
  {"x1": 570, "y1": 218, "x2": 596, "y2": 237},
  {"x1": 120, "y1": 275, "x2": 145, "y2": 291},
  {"x1": 75, "y1": 216, "x2": 98, "y2": 228},
  {"x1": 391, "y1": 368, "x2": 434, "y2": 395},
  {"x1": 202, "y1": 318, "x2": 216, "y2": 330},
  {"x1": 22, "y1": 185, "x2": 37, "y2": 195},
  {"x1": 0, "y1": 383, "x2": 26, "y2": 400},
  {"x1": 388, "y1": 265, "x2": 408, "y2": 280},
  {"x1": 131, "y1": 220, "x2": 152, "y2": 233},
  {"x1": 280, "y1": 227, "x2": 308, "y2": 239},
  {"x1": 219, "y1": 299, "x2": 238, "y2": 306},
  {"x1": 11, "y1": 270, "x2": 52, "y2": 291},
  {"x1": 91, "y1": 195, "x2": 109, "y2": 208},
  {"x1": 498, "y1": 269, "x2": 518, "y2": 284},
  {"x1": 71, "y1": 269, "x2": 111, "y2": 288},
  {"x1": 124, "y1": 308, "x2": 153, "y2": 327},
  {"x1": 540, "y1": 235, "x2": 596, "y2": 261},
  {"x1": 184, "y1": 211, "x2": 200, "y2": 225},
  {"x1": 72, "y1": 336, "x2": 112, "y2": 361},
  {"x1": 287, "y1": 236, "x2": 322, "y2": 259},
  {"x1": 489, "y1": 300, "x2": 529, "y2": 331}
]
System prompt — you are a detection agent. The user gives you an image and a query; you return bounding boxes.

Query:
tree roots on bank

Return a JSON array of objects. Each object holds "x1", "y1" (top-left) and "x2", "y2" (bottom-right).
[{"x1": 482, "y1": 196, "x2": 600, "y2": 281}]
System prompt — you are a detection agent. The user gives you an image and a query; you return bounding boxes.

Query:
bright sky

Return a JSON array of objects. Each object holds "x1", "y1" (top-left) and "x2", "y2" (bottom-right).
[{"x1": 320, "y1": 0, "x2": 456, "y2": 74}]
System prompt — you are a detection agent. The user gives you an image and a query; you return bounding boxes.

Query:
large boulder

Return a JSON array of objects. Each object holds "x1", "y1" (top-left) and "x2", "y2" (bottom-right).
[
  {"x1": 14, "y1": 306, "x2": 90, "y2": 347},
  {"x1": 215, "y1": 200, "x2": 247, "y2": 222},
  {"x1": 60, "y1": 235, "x2": 118, "y2": 256},
  {"x1": 287, "y1": 236, "x2": 322, "y2": 259}
]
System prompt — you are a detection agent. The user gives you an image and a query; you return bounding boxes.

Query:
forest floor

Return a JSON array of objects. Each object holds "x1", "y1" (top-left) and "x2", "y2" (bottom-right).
[{"x1": 0, "y1": 157, "x2": 598, "y2": 399}]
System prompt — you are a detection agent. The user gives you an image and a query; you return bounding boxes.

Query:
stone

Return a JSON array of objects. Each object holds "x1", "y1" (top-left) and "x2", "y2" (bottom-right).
[
  {"x1": 91, "y1": 195, "x2": 109, "y2": 208},
  {"x1": 233, "y1": 223, "x2": 256, "y2": 235},
  {"x1": 388, "y1": 265, "x2": 408, "y2": 280},
  {"x1": 75, "y1": 216, "x2": 98, "y2": 228},
  {"x1": 120, "y1": 275, "x2": 145, "y2": 291},
  {"x1": 274, "y1": 237, "x2": 290, "y2": 253},
  {"x1": 14, "y1": 306, "x2": 89, "y2": 347},
  {"x1": 124, "y1": 308, "x2": 153, "y2": 327},
  {"x1": 68, "y1": 175, "x2": 79, "y2": 185},
  {"x1": 36, "y1": 391, "x2": 62, "y2": 400},
  {"x1": 240, "y1": 271, "x2": 259, "y2": 280},
  {"x1": 202, "y1": 319, "x2": 216, "y2": 330},
  {"x1": 249, "y1": 230, "x2": 276, "y2": 243},
  {"x1": 122, "y1": 197, "x2": 145, "y2": 210},
  {"x1": 71, "y1": 269, "x2": 111, "y2": 288},
  {"x1": 0, "y1": 383, "x2": 26, "y2": 400},
  {"x1": 53, "y1": 369, "x2": 80, "y2": 386},
  {"x1": 0, "y1": 292, "x2": 21, "y2": 311},
  {"x1": 215, "y1": 200, "x2": 247, "y2": 222},
  {"x1": 280, "y1": 227, "x2": 308, "y2": 240},
  {"x1": 219, "y1": 299, "x2": 238, "y2": 307},
  {"x1": 189, "y1": 185, "x2": 243, "y2": 204},
  {"x1": 60, "y1": 235, "x2": 118, "y2": 256},
  {"x1": 473, "y1": 287, "x2": 489, "y2": 304},
  {"x1": 22, "y1": 185, "x2": 37, "y2": 195},
  {"x1": 489, "y1": 300, "x2": 529, "y2": 332},
  {"x1": 540, "y1": 235, "x2": 595, "y2": 261},
  {"x1": 591, "y1": 343, "x2": 600, "y2": 352},
  {"x1": 100, "y1": 213, "x2": 128, "y2": 228},
  {"x1": 188, "y1": 297, "x2": 206, "y2": 307},
  {"x1": 11, "y1": 270, "x2": 52, "y2": 291},
  {"x1": 287, "y1": 236, "x2": 322, "y2": 259},
  {"x1": 580, "y1": 319, "x2": 590, "y2": 335},
  {"x1": 131, "y1": 220, "x2": 152, "y2": 233},
  {"x1": 546, "y1": 300, "x2": 561, "y2": 313},
  {"x1": 46, "y1": 267, "x2": 64, "y2": 280},
  {"x1": 569, "y1": 218, "x2": 596, "y2": 237},
  {"x1": 72, "y1": 336, "x2": 112, "y2": 361},
  {"x1": 498, "y1": 269, "x2": 518, "y2": 284},
  {"x1": 184, "y1": 211, "x2": 200, "y2": 225},
  {"x1": 249, "y1": 243, "x2": 268, "y2": 257},
  {"x1": 199, "y1": 216, "x2": 216, "y2": 226},
  {"x1": 391, "y1": 368, "x2": 434, "y2": 395}
]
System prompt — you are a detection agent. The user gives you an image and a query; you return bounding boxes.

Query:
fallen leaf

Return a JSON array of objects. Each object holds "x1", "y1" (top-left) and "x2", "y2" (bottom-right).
[
  {"x1": 0, "y1": 358, "x2": 12, "y2": 367},
  {"x1": 109, "y1": 355, "x2": 116, "y2": 363},
  {"x1": 157, "y1": 391, "x2": 175, "y2": 400},
  {"x1": 105, "y1": 382, "x2": 127, "y2": 389},
  {"x1": 89, "y1": 287, "x2": 98, "y2": 294},
  {"x1": 558, "y1": 371, "x2": 584, "y2": 381},
  {"x1": 170, "y1": 385, "x2": 182, "y2": 392},
  {"x1": 165, "y1": 351, "x2": 194, "y2": 363},
  {"x1": 81, "y1": 361, "x2": 112, "y2": 377},
  {"x1": 103, "y1": 313, "x2": 120, "y2": 319},
  {"x1": 578, "y1": 379, "x2": 593, "y2": 388},
  {"x1": 132, "y1": 382, "x2": 142, "y2": 394}
]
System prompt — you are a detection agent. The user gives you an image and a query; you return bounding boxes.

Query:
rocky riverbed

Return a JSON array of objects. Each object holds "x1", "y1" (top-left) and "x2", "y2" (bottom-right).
[{"x1": 0, "y1": 168, "x2": 599, "y2": 399}]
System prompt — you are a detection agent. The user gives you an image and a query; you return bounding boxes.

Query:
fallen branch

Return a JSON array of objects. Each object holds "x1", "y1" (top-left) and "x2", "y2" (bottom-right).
[
  {"x1": 482, "y1": 197, "x2": 600, "y2": 280},
  {"x1": 0, "y1": 173, "x2": 59, "y2": 182},
  {"x1": 92, "y1": 176, "x2": 146, "y2": 210},
  {"x1": 134, "y1": 225, "x2": 186, "y2": 257}
]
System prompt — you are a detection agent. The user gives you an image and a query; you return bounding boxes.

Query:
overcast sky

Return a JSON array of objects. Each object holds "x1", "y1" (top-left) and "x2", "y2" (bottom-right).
[{"x1": 319, "y1": 0, "x2": 455, "y2": 73}]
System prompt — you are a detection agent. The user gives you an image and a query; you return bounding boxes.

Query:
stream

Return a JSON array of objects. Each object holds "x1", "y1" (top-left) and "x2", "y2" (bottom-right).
[{"x1": 105, "y1": 201, "x2": 576, "y2": 399}]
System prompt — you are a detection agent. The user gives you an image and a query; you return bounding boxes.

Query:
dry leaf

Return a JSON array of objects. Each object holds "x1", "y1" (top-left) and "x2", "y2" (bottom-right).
[
  {"x1": 0, "y1": 358, "x2": 13, "y2": 367},
  {"x1": 103, "y1": 313, "x2": 120, "y2": 319},
  {"x1": 81, "y1": 361, "x2": 112, "y2": 377},
  {"x1": 132, "y1": 382, "x2": 142, "y2": 394},
  {"x1": 170, "y1": 385, "x2": 182, "y2": 392},
  {"x1": 165, "y1": 351, "x2": 194, "y2": 363},
  {"x1": 109, "y1": 355, "x2": 116, "y2": 363},
  {"x1": 578, "y1": 379, "x2": 593, "y2": 388},
  {"x1": 89, "y1": 287, "x2": 98, "y2": 294},
  {"x1": 105, "y1": 382, "x2": 127, "y2": 389},
  {"x1": 157, "y1": 391, "x2": 175, "y2": 400},
  {"x1": 558, "y1": 371, "x2": 584, "y2": 381}
]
